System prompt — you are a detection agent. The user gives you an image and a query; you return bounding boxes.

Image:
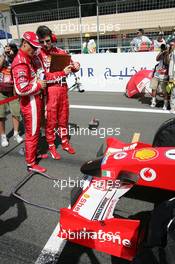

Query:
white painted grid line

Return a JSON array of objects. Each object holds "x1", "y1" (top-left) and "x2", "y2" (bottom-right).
[{"x1": 70, "y1": 105, "x2": 172, "y2": 114}]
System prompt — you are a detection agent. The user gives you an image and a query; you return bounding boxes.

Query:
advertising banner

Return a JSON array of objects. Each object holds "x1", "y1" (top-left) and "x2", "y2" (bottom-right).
[{"x1": 68, "y1": 52, "x2": 158, "y2": 92}]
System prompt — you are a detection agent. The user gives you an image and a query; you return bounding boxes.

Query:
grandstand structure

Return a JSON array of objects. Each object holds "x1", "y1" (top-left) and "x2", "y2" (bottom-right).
[{"x1": 2, "y1": 0, "x2": 175, "y2": 52}]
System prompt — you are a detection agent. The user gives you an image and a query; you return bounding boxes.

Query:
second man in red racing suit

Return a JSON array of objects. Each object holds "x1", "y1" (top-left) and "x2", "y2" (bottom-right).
[{"x1": 36, "y1": 25, "x2": 80, "y2": 159}]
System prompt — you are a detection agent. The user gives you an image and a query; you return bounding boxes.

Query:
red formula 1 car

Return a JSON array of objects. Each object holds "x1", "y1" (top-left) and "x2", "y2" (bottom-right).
[{"x1": 59, "y1": 119, "x2": 175, "y2": 261}]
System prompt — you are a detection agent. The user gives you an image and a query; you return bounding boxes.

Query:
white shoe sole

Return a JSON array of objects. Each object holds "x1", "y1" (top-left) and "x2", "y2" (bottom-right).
[
  {"x1": 14, "y1": 137, "x2": 23, "y2": 144},
  {"x1": 1, "y1": 143, "x2": 9, "y2": 147}
]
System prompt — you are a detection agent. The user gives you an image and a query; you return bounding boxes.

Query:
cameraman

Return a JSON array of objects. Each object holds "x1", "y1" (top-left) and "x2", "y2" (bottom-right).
[
  {"x1": 0, "y1": 43, "x2": 23, "y2": 147},
  {"x1": 150, "y1": 43, "x2": 169, "y2": 109}
]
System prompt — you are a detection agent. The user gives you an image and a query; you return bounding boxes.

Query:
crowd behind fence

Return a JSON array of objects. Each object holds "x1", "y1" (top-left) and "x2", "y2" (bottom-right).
[
  {"x1": 12, "y1": 0, "x2": 175, "y2": 24},
  {"x1": 6, "y1": 0, "x2": 175, "y2": 52}
]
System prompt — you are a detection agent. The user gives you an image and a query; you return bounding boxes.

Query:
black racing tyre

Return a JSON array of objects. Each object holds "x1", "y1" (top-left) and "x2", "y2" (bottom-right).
[
  {"x1": 71, "y1": 186, "x2": 83, "y2": 207},
  {"x1": 152, "y1": 118, "x2": 175, "y2": 147},
  {"x1": 80, "y1": 158, "x2": 102, "y2": 177}
]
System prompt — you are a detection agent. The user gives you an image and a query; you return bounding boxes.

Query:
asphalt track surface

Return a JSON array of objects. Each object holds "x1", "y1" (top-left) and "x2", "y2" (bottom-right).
[{"x1": 0, "y1": 92, "x2": 175, "y2": 264}]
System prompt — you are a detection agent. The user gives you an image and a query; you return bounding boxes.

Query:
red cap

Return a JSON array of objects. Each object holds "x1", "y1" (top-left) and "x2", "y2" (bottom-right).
[{"x1": 22, "y1": 31, "x2": 41, "y2": 48}]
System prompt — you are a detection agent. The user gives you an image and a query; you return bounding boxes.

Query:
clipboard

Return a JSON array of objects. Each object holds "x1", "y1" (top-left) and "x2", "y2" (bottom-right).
[{"x1": 50, "y1": 53, "x2": 71, "y2": 72}]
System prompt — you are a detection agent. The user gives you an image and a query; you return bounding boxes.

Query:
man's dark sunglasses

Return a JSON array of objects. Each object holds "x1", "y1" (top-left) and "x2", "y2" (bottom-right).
[{"x1": 39, "y1": 39, "x2": 51, "y2": 44}]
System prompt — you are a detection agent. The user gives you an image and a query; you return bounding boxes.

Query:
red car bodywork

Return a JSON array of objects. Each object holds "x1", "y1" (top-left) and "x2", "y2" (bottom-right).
[
  {"x1": 101, "y1": 137, "x2": 175, "y2": 191},
  {"x1": 59, "y1": 137, "x2": 175, "y2": 261}
]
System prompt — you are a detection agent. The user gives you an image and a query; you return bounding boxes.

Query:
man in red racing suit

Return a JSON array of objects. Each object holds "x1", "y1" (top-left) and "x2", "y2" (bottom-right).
[
  {"x1": 36, "y1": 25, "x2": 80, "y2": 159},
  {"x1": 12, "y1": 31, "x2": 47, "y2": 173}
]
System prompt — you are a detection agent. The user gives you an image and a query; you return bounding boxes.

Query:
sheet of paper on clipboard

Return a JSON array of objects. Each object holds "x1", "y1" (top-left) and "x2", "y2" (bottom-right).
[{"x1": 50, "y1": 53, "x2": 71, "y2": 72}]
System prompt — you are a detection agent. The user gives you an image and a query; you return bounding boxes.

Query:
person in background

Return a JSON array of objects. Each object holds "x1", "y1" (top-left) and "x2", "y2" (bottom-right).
[
  {"x1": 130, "y1": 29, "x2": 152, "y2": 52},
  {"x1": 153, "y1": 32, "x2": 166, "y2": 51},
  {"x1": 0, "y1": 42, "x2": 23, "y2": 147},
  {"x1": 168, "y1": 40, "x2": 175, "y2": 113},
  {"x1": 82, "y1": 41, "x2": 89, "y2": 54},
  {"x1": 150, "y1": 44, "x2": 169, "y2": 109},
  {"x1": 82, "y1": 33, "x2": 90, "y2": 54},
  {"x1": 12, "y1": 32, "x2": 47, "y2": 173},
  {"x1": 36, "y1": 25, "x2": 80, "y2": 159},
  {"x1": 87, "y1": 39, "x2": 96, "y2": 53},
  {"x1": 166, "y1": 27, "x2": 175, "y2": 45}
]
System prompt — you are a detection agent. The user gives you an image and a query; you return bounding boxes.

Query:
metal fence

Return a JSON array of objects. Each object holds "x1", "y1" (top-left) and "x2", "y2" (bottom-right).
[
  {"x1": 16, "y1": 6, "x2": 79, "y2": 24},
  {"x1": 11, "y1": 0, "x2": 175, "y2": 53}
]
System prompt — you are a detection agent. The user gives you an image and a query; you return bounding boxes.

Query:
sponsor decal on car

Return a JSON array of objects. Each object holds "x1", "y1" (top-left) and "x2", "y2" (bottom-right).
[
  {"x1": 83, "y1": 193, "x2": 90, "y2": 199},
  {"x1": 102, "y1": 170, "x2": 111, "y2": 177},
  {"x1": 104, "y1": 199, "x2": 117, "y2": 219},
  {"x1": 122, "y1": 143, "x2": 138, "y2": 151},
  {"x1": 140, "y1": 168, "x2": 157, "y2": 181},
  {"x1": 133, "y1": 148, "x2": 158, "y2": 161},
  {"x1": 113, "y1": 152, "x2": 127, "y2": 160},
  {"x1": 102, "y1": 144, "x2": 137, "y2": 164},
  {"x1": 73, "y1": 194, "x2": 90, "y2": 212},
  {"x1": 165, "y1": 149, "x2": 175, "y2": 160},
  {"x1": 93, "y1": 197, "x2": 110, "y2": 220},
  {"x1": 106, "y1": 143, "x2": 137, "y2": 156}
]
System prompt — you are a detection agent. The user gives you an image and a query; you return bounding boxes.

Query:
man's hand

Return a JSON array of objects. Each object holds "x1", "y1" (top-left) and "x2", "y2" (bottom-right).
[
  {"x1": 64, "y1": 65, "x2": 72, "y2": 75},
  {"x1": 38, "y1": 80, "x2": 47, "y2": 90},
  {"x1": 71, "y1": 62, "x2": 80, "y2": 71}
]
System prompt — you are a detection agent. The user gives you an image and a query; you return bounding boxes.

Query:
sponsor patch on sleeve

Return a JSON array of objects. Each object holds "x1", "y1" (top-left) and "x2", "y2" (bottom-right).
[{"x1": 20, "y1": 82, "x2": 28, "y2": 89}]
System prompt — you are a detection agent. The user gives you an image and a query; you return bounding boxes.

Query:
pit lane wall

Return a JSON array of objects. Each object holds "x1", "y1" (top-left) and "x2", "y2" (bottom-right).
[{"x1": 67, "y1": 52, "x2": 158, "y2": 92}]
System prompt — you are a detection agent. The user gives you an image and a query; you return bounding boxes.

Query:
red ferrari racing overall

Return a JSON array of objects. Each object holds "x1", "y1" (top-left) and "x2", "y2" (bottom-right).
[
  {"x1": 37, "y1": 47, "x2": 79, "y2": 148},
  {"x1": 12, "y1": 49, "x2": 43, "y2": 166}
]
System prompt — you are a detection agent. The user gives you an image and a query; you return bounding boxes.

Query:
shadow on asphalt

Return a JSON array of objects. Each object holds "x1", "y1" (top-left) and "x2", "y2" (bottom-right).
[
  {"x1": 138, "y1": 95, "x2": 168, "y2": 109},
  {"x1": 125, "y1": 186, "x2": 175, "y2": 205},
  {"x1": 56, "y1": 241, "x2": 131, "y2": 264},
  {"x1": 0, "y1": 193, "x2": 27, "y2": 236},
  {"x1": 58, "y1": 241, "x2": 101, "y2": 264},
  {"x1": 111, "y1": 256, "x2": 130, "y2": 264},
  {"x1": 38, "y1": 134, "x2": 61, "y2": 155},
  {"x1": 138, "y1": 96, "x2": 152, "y2": 106}
]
